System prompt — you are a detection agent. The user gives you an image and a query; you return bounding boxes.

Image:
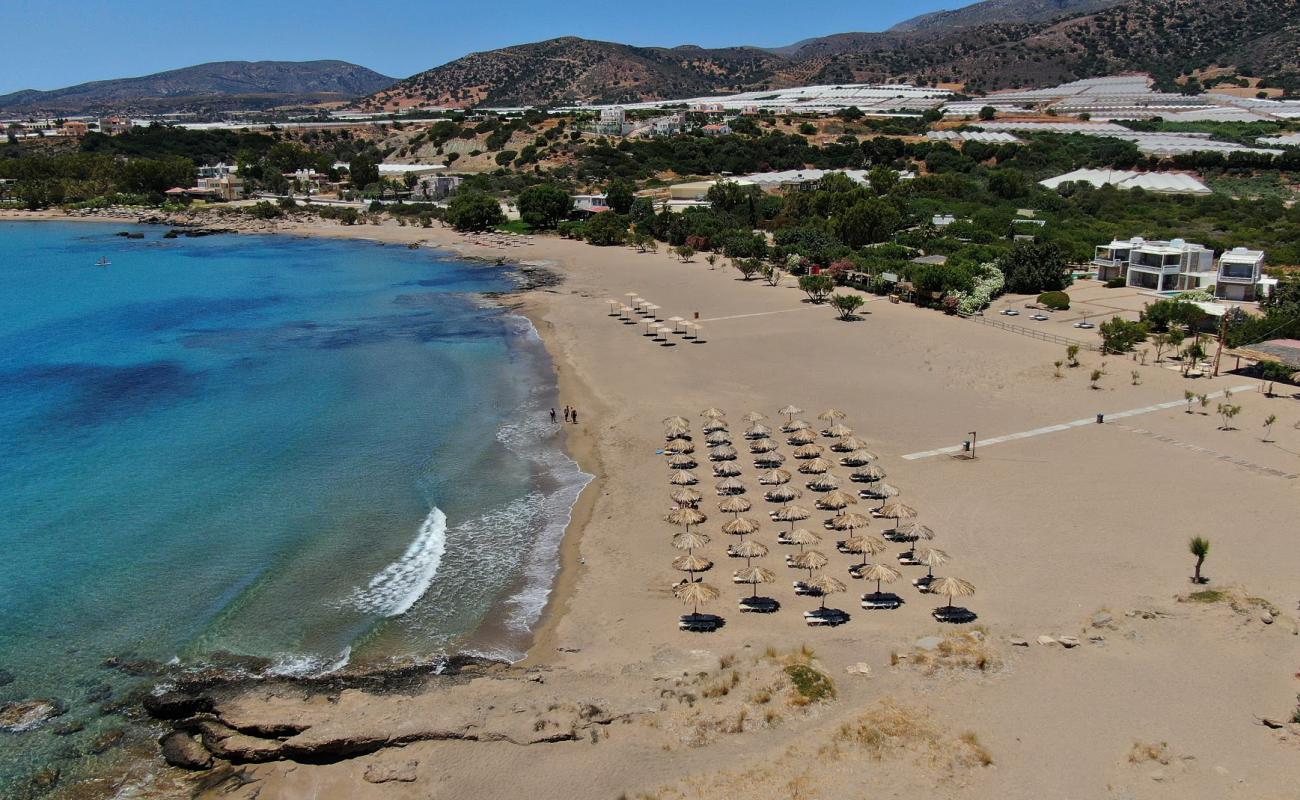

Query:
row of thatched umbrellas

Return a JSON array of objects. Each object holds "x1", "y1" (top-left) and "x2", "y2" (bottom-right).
[
  {"x1": 608, "y1": 293, "x2": 704, "y2": 342},
  {"x1": 664, "y1": 406, "x2": 975, "y2": 622}
]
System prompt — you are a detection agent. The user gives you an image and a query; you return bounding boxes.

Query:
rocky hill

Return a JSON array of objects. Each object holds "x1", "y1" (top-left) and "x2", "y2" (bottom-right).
[
  {"x1": 360, "y1": 0, "x2": 1300, "y2": 107},
  {"x1": 0, "y1": 61, "x2": 395, "y2": 115}
]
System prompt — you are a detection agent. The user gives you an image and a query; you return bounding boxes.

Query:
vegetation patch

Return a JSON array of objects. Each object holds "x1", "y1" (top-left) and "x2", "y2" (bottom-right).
[{"x1": 784, "y1": 664, "x2": 835, "y2": 705}]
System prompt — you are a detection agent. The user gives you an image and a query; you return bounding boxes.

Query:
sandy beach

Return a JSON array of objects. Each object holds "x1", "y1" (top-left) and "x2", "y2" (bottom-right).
[{"x1": 8, "y1": 210, "x2": 1299, "y2": 799}]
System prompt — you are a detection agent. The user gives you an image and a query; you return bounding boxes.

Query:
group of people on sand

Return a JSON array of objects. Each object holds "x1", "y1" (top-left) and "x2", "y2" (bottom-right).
[{"x1": 551, "y1": 406, "x2": 580, "y2": 424}]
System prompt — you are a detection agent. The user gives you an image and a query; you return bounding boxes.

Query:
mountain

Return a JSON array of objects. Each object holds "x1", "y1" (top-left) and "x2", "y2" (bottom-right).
[
  {"x1": 888, "y1": 0, "x2": 1123, "y2": 32},
  {"x1": 0, "y1": 61, "x2": 396, "y2": 115},
  {"x1": 359, "y1": 0, "x2": 1300, "y2": 107}
]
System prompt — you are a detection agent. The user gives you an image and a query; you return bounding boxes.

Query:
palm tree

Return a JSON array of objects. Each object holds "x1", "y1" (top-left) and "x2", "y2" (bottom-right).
[
  {"x1": 1188, "y1": 536, "x2": 1210, "y2": 584},
  {"x1": 1263, "y1": 414, "x2": 1277, "y2": 442}
]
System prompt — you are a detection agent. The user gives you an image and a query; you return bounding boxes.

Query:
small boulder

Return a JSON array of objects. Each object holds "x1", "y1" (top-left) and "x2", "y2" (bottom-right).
[
  {"x1": 1091, "y1": 612, "x2": 1113, "y2": 628},
  {"x1": 914, "y1": 636, "x2": 943, "y2": 652},
  {"x1": 143, "y1": 691, "x2": 213, "y2": 720},
  {"x1": 89, "y1": 728, "x2": 125, "y2": 754},
  {"x1": 1058, "y1": 636, "x2": 1081, "y2": 648},
  {"x1": 159, "y1": 731, "x2": 213, "y2": 771},
  {"x1": 1036, "y1": 635, "x2": 1057, "y2": 646},
  {"x1": 1009, "y1": 637, "x2": 1029, "y2": 647},
  {"x1": 1260, "y1": 612, "x2": 1274, "y2": 625},
  {"x1": 0, "y1": 699, "x2": 67, "y2": 732},
  {"x1": 363, "y1": 760, "x2": 419, "y2": 784}
]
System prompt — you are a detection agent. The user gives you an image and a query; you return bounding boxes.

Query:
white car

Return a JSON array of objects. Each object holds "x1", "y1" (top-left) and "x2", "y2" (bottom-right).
[
  {"x1": 1031, "y1": 314, "x2": 1049, "y2": 321},
  {"x1": 1074, "y1": 321, "x2": 1095, "y2": 329},
  {"x1": 1001, "y1": 309, "x2": 1020, "y2": 316}
]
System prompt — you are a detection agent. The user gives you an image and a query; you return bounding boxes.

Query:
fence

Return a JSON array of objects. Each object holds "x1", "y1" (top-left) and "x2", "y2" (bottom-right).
[{"x1": 960, "y1": 312, "x2": 1101, "y2": 351}]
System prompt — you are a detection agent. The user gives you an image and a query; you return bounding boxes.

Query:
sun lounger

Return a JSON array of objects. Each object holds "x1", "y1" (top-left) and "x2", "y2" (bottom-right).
[
  {"x1": 739, "y1": 596, "x2": 779, "y2": 613},
  {"x1": 860, "y1": 592, "x2": 902, "y2": 610},
  {"x1": 897, "y1": 552, "x2": 922, "y2": 566},
  {"x1": 776, "y1": 534, "x2": 794, "y2": 545},
  {"x1": 912, "y1": 575, "x2": 934, "y2": 592},
  {"x1": 793, "y1": 580, "x2": 822, "y2": 596},
  {"x1": 932, "y1": 606, "x2": 977, "y2": 624},
  {"x1": 803, "y1": 608, "x2": 849, "y2": 626},
  {"x1": 679, "y1": 613, "x2": 723, "y2": 632}
]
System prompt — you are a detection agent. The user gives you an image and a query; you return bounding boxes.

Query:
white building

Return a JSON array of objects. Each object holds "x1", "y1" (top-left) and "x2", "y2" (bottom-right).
[
  {"x1": 1215, "y1": 247, "x2": 1267, "y2": 301},
  {"x1": 1092, "y1": 237, "x2": 1216, "y2": 292},
  {"x1": 595, "y1": 107, "x2": 628, "y2": 136},
  {"x1": 571, "y1": 194, "x2": 609, "y2": 213}
]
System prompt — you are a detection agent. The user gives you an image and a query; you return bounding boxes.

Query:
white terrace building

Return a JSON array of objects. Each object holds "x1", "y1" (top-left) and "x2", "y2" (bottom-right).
[
  {"x1": 1215, "y1": 247, "x2": 1267, "y2": 302},
  {"x1": 1092, "y1": 237, "x2": 1215, "y2": 292}
]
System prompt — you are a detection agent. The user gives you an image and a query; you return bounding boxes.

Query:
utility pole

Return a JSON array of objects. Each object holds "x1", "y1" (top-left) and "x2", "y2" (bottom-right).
[{"x1": 1212, "y1": 311, "x2": 1230, "y2": 377}]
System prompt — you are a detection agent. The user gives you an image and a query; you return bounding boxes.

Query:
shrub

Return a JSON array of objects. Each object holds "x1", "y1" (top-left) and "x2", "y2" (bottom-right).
[
  {"x1": 784, "y1": 664, "x2": 835, "y2": 704},
  {"x1": 799, "y1": 274, "x2": 835, "y2": 303},
  {"x1": 446, "y1": 192, "x2": 505, "y2": 232},
  {"x1": 1037, "y1": 291, "x2": 1070, "y2": 310},
  {"x1": 582, "y1": 212, "x2": 628, "y2": 246},
  {"x1": 954, "y1": 263, "x2": 1005, "y2": 314},
  {"x1": 1099, "y1": 316, "x2": 1150, "y2": 354},
  {"x1": 1255, "y1": 359, "x2": 1295, "y2": 383},
  {"x1": 1105, "y1": 277, "x2": 1127, "y2": 288},
  {"x1": 830, "y1": 293, "x2": 865, "y2": 320}
]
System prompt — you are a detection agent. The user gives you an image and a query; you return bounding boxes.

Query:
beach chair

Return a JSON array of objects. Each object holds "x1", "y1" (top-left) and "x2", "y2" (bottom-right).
[
  {"x1": 932, "y1": 606, "x2": 977, "y2": 624},
  {"x1": 679, "y1": 613, "x2": 722, "y2": 632},
  {"x1": 897, "y1": 550, "x2": 922, "y2": 566},
  {"x1": 739, "y1": 596, "x2": 779, "y2": 613},
  {"x1": 793, "y1": 580, "x2": 821, "y2": 596},
  {"x1": 803, "y1": 608, "x2": 849, "y2": 626},
  {"x1": 913, "y1": 575, "x2": 935, "y2": 592},
  {"x1": 860, "y1": 592, "x2": 903, "y2": 610}
]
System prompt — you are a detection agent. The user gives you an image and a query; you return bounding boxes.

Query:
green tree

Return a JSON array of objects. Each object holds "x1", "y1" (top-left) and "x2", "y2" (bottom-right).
[
  {"x1": 978, "y1": 106, "x2": 997, "y2": 121},
  {"x1": 583, "y1": 212, "x2": 629, "y2": 246},
  {"x1": 1263, "y1": 414, "x2": 1278, "y2": 442},
  {"x1": 348, "y1": 155, "x2": 379, "y2": 190},
  {"x1": 868, "y1": 165, "x2": 898, "y2": 195},
  {"x1": 830, "y1": 293, "x2": 865, "y2": 320},
  {"x1": 446, "y1": 192, "x2": 505, "y2": 232},
  {"x1": 835, "y1": 199, "x2": 900, "y2": 247},
  {"x1": 516, "y1": 184, "x2": 573, "y2": 229},
  {"x1": 1089, "y1": 368, "x2": 1103, "y2": 389},
  {"x1": 1066, "y1": 344, "x2": 1080, "y2": 368},
  {"x1": 734, "y1": 258, "x2": 762, "y2": 281},
  {"x1": 799, "y1": 274, "x2": 835, "y2": 304},
  {"x1": 999, "y1": 241, "x2": 1070, "y2": 295},
  {"x1": 605, "y1": 179, "x2": 634, "y2": 214},
  {"x1": 1188, "y1": 536, "x2": 1210, "y2": 583},
  {"x1": 1099, "y1": 317, "x2": 1149, "y2": 354}
]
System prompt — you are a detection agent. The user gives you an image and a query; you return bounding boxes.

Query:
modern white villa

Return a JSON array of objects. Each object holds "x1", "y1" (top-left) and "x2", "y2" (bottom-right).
[
  {"x1": 1092, "y1": 237, "x2": 1216, "y2": 292},
  {"x1": 1215, "y1": 247, "x2": 1268, "y2": 301}
]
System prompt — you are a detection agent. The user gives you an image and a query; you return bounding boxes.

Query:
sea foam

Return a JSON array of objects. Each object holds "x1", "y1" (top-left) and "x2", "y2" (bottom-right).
[{"x1": 348, "y1": 507, "x2": 448, "y2": 617}]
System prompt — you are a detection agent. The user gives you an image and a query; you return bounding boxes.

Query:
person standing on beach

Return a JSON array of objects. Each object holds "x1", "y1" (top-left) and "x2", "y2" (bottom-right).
[
  {"x1": 550, "y1": 408, "x2": 557, "y2": 423},
  {"x1": 563, "y1": 406, "x2": 571, "y2": 423},
  {"x1": 572, "y1": 408, "x2": 579, "y2": 424}
]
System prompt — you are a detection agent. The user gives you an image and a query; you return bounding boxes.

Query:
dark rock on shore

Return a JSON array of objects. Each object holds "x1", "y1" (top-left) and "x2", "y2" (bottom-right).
[
  {"x1": 144, "y1": 690, "x2": 214, "y2": 720},
  {"x1": 116, "y1": 231, "x2": 145, "y2": 239},
  {"x1": 102, "y1": 655, "x2": 165, "y2": 676},
  {"x1": 0, "y1": 698, "x2": 67, "y2": 732},
  {"x1": 160, "y1": 731, "x2": 213, "y2": 770},
  {"x1": 88, "y1": 727, "x2": 125, "y2": 754},
  {"x1": 83, "y1": 683, "x2": 113, "y2": 704},
  {"x1": 50, "y1": 719, "x2": 85, "y2": 736},
  {"x1": 162, "y1": 227, "x2": 233, "y2": 239}
]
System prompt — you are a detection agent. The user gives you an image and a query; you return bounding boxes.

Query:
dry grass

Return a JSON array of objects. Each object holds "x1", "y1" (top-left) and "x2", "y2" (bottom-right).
[
  {"x1": 906, "y1": 631, "x2": 1001, "y2": 675},
  {"x1": 1179, "y1": 586, "x2": 1279, "y2": 616},
  {"x1": 1127, "y1": 740, "x2": 1171, "y2": 765},
  {"x1": 828, "y1": 700, "x2": 995, "y2": 770}
]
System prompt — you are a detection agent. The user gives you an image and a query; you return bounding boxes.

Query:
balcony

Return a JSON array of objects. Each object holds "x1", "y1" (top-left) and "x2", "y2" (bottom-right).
[{"x1": 1217, "y1": 270, "x2": 1258, "y2": 284}]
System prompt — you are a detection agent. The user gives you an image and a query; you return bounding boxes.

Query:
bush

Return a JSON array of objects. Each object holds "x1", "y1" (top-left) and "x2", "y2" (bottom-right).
[
  {"x1": 582, "y1": 212, "x2": 628, "y2": 246},
  {"x1": 1099, "y1": 316, "x2": 1150, "y2": 354},
  {"x1": 1255, "y1": 359, "x2": 1295, "y2": 383},
  {"x1": 557, "y1": 220, "x2": 586, "y2": 239},
  {"x1": 446, "y1": 192, "x2": 505, "y2": 232},
  {"x1": 1037, "y1": 291, "x2": 1070, "y2": 310},
  {"x1": 799, "y1": 274, "x2": 836, "y2": 303},
  {"x1": 1105, "y1": 277, "x2": 1127, "y2": 288},
  {"x1": 516, "y1": 183, "x2": 572, "y2": 229}
]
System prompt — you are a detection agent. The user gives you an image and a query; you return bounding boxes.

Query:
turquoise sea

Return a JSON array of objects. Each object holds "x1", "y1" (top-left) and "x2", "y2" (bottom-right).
[{"x1": 0, "y1": 222, "x2": 588, "y2": 787}]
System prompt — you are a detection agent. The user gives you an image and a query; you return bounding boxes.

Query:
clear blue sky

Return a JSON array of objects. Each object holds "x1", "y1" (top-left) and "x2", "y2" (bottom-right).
[{"x1": 0, "y1": 0, "x2": 966, "y2": 94}]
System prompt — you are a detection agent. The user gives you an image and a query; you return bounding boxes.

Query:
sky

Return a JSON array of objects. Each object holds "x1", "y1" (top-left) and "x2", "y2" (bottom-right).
[{"x1": 0, "y1": 0, "x2": 966, "y2": 94}]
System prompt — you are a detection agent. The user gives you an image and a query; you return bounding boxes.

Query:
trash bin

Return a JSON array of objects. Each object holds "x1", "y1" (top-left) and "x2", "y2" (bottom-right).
[{"x1": 1096, "y1": 413, "x2": 1104, "y2": 424}]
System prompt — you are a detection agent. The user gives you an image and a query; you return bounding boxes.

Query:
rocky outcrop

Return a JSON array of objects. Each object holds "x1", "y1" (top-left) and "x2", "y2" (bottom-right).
[
  {"x1": 160, "y1": 731, "x2": 214, "y2": 770},
  {"x1": 0, "y1": 698, "x2": 67, "y2": 732}
]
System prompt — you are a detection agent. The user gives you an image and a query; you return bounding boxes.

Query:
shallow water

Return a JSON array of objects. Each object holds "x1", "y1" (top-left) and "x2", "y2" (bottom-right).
[{"x1": 0, "y1": 222, "x2": 588, "y2": 786}]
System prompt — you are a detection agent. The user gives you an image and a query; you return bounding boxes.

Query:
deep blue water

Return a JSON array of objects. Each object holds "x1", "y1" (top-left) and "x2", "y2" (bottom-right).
[{"x1": 0, "y1": 222, "x2": 587, "y2": 786}]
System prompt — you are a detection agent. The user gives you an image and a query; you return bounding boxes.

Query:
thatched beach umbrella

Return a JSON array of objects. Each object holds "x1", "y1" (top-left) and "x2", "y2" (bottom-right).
[
  {"x1": 667, "y1": 453, "x2": 697, "y2": 469},
  {"x1": 773, "y1": 504, "x2": 811, "y2": 530},
  {"x1": 929, "y1": 576, "x2": 975, "y2": 609},
  {"x1": 674, "y1": 580, "x2": 720, "y2": 616},
  {"x1": 671, "y1": 487, "x2": 702, "y2": 506},
  {"x1": 819, "y1": 489, "x2": 858, "y2": 510},
  {"x1": 764, "y1": 485, "x2": 801, "y2": 504},
  {"x1": 824, "y1": 422, "x2": 854, "y2": 438},
  {"x1": 664, "y1": 440, "x2": 695, "y2": 455},
  {"x1": 702, "y1": 419, "x2": 729, "y2": 434},
  {"x1": 778, "y1": 404, "x2": 803, "y2": 426},
  {"x1": 749, "y1": 437, "x2": 778, "y2": 453},
  {"x1": 844, "y1": 534, "x2": 888, "y2": 566},
  {"x1": 607, "y1": 298, "x2": 623, "y2": 315},
  {"x1": 840, "y1": 451, "x2": 876, "y2": 468},
  {"x1": 787, "y1": 527, "x2": 822, "y2": 551},
  {"x1": 670, "y1": 470, "x2": 699, "y2": 486},
  {"x1": 712, "y1": 462, "x2": 742, "y2": 477},
  {"x1": 665, "y1": 427, "x2": 692, "y2": 442},
  {"x1": 895, "y1": 522, "x2": 935, "y2": 548},
  {"x1": 663, "y1": 415, "x2": 690, "y2": 428},
  {"x1": 787, "y1": 419, "x2": 812, "y2": 432},
  {"x1": 709, "y1": 444, "x2": 738, "y2": 462},
  {"x1": 808, "y1": 574, "x2": 847, "y2": 610},
  {"x1": 915, "y1": 546, "x2": 950, "y2": 578},
  {"x1": 877, "y1": 501, "x2": 917, "y2": 529},
  {"x1": 700, "y1": 407, "x2": 726, "y2": 419},
  {"x1": 705, "y1": 430, "x2": 731, "y2": 445},
  {"x1": 794, "y1": 549, "x2": 829, "y2": 579},
  {"x1": 754, "y1": 451, "x2": 786, "y2": 467},
  {"x1": 731, "y1": 539, "x2": 769, "y2": 565},
  {"x1": 735, "y1": 565, "x2": 776, "y2": 597},
  {"x1": 788, "y1": 429, "x2": 818, "y2": 446},
  {"x1": 643, "y1": 318, "x2": 659, "y2": 336},
  {"x1": 792, "y1": 444, "x2": 824, "y2": 460},
  {"x1": 872, "y1": 482, "x2": 901, "y2": 499},
  {"x1": 745, "y1": 423, "x2": 772, "y2": 439},
  {"x1": 721, "y1": 516, "x2": 761, "y2": 537},
  {"x1": 715, "y1": 476, "x2": 747, "y2": 495},
  {"x1": 829, "y1": 511, "x2": 871, "y2": 534},
  {"x1": 860, "y1": 562, "x2": 901, "y2": 596},
  {"x1": 759, "y1": 468, "x2": 791, "y2": 485},
  {"x1": 807, "y1": 473, "x2": 841, "y2": 493},
  {"x1": 833, "y1": 436, "x2": 870, "y2": 453},
  {"x1": 851, "y1": 464, "x2": 885, "y2": 482},
  {"x1": 672, "y1": 530, "x2": 711, "y2": 551},
  {"x1": 718, "y1": 495, "x2": 752, "y2": 516},
  {"x1": 673, "y1": 553, "x2": 713, "y2": 579},
  {"x1": 645, "y1": 303, "x2": 661, "y2": 320},
  {"x1": 798, "y1": 457, "x2": 832, "y2": 475},
  {"x1": 666, "y1": 507, "x2": 707, "y2": 530},
  {"x1": 742, "y1": 411, "x2": 767, "y2": 423},
  {"x1": 818, "y1": 408, "x2": 848, "y2": 422}
]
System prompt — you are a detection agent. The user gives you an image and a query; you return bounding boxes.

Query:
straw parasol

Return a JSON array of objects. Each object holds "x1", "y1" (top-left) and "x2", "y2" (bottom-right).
[
  {"x1": 700, "y1": 407, "x2": 726, "y2": 419},
  {"x1": 718, "y1": 496, "x2": 752, "y2": 516},
  {"x1": 745, "y1": 423, "x2": 772, "y2": 439},
  {"x1": 824, "y1": 422, "x2": 854, "y2": 438},
  {"x1": 673, "y1": 553, "x2": 713, "y2": 579},
  {"x1": 664, "y1": 440, "x2": 695, "y2": 454},
  {"x1": 786, "y1": 419, "x2": 812, "y2": 431},
  {"x1": 877, "y1": 502, "x2": 917, "y2": 527},
  {"x1": 672, "y1": 530, "x2": 711, "y2": 551},
  {"x1": 645, "y1": 303, "x2": 661, "y2": 320},
  {"x1": 844, "y1": 534, "x2": 888, "y2": 566},
  {"x1": 715, "y1": 476, "x2": 747, "y2": 495},
  {"x1": 709, "y1": 445, "x2": 738, "y2": 462},
  {"x1": 764, "y1": 485, "x2": 802, "y2": 503},
  {"x1": 787, "y1": 527, "x2": 822, "y2": 551},
  {"x1": 851, "y1": 464, "x2": 885, "y2": 482},
  {"x1": 929, "y1": 576, "x2": 975, "y2": 609},
  {"x1": 607, "y1": 298, "x2": 623, "y2": 315},
  {"x1": 749, "y1": 437, "x2": 778, "y2": 453},
  {"x1": 721, "y1": 517, "x2": 761, "y2": 537},
  {"x1": 860, "y1": 562, "x2": 901, "y2": 596},
  {"x1": 671, "y1": 487, "x2": 702, "y2": 506},
  {"x1": 818, "y1": 408, "x2": 848, "y2": 422},
  {"x1": 735, "y1": 565, "x2": 776, "y2": 597},
  {"x1": 731, "y1": 539, "x2": 769, "y2": 565},
  {"x1": 663, "y1": 415, "x2": 690, "y2": 428},
  {"x1": 773, "y1": 504, "x2": 811, "y2": 529},
  {"x1": 702, "y1": 419, "x2": 729, "y2": 434},
  {"x1": 840, "y1": 451, "x2": 876, "y2": 467},
  {"x1": 788, "y1": 429, "x2": 818, "y2": 446},
  {"x1": 665, "y1": 428, "x2": 692, "y2": 442},
  {"x1": 667, "y1": 453, "x2": 697, "y2": 469},
  {"x1": 670, "y1": 470, "x2": 699, "y2": 486},
  {"x1": 833, "y1": 436, "x2": 870, "y2": 453},
  {"x1": 798, "y1": 457, "x2": 833, "y2": 474},
  {"x1": 777, "y1": 405, "x2": 803, "y2": 425},
  {"x1": 754, "y1": 451, "x2": 786, "y2": 467},
  {"x1": 705, "y1": 430, "x2": 731, "y2": 445},
  {"x1": 712, "y1": 462, "x2": 742, "y2": 477},
  {"x1": 895, "y1": 522, "x2": 935, "y2": 546},
  {"x1": 759, "y1": 468, "x2": 792, "y2": 485},
  {"x1": 808, "y1": 574, "x2": 847, "y2": 609},
  {"x1": 793, "y1": 549, "x2": 829, "y2": 579},
  {"x1": 829, "y1": 511, "x2": 871, "y2": 534},
  {"x1": 674, "y1": 581, "x2": 720, "y2": 615},
  {"x1": 819, "y1": 489, "x2": 858, "y2": 510},
  {"x1": 666, "y1": 507, "x2": 707, "y2": 530},
  {"x1": 741, "y1": 411, "x2": 767, "y2": 423},
  {"x1": 871, "y1": 482, "x2": 901, "y2": 499},
  {"x1": 807, "y1": 473, "x2": 841, "y2": 492},
  {"x1": 792, "y1": 444, "x2": 824, "y2": 459},
  {"x1": 915, "y1": 546, "x2": 950, "y2": 578}
]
